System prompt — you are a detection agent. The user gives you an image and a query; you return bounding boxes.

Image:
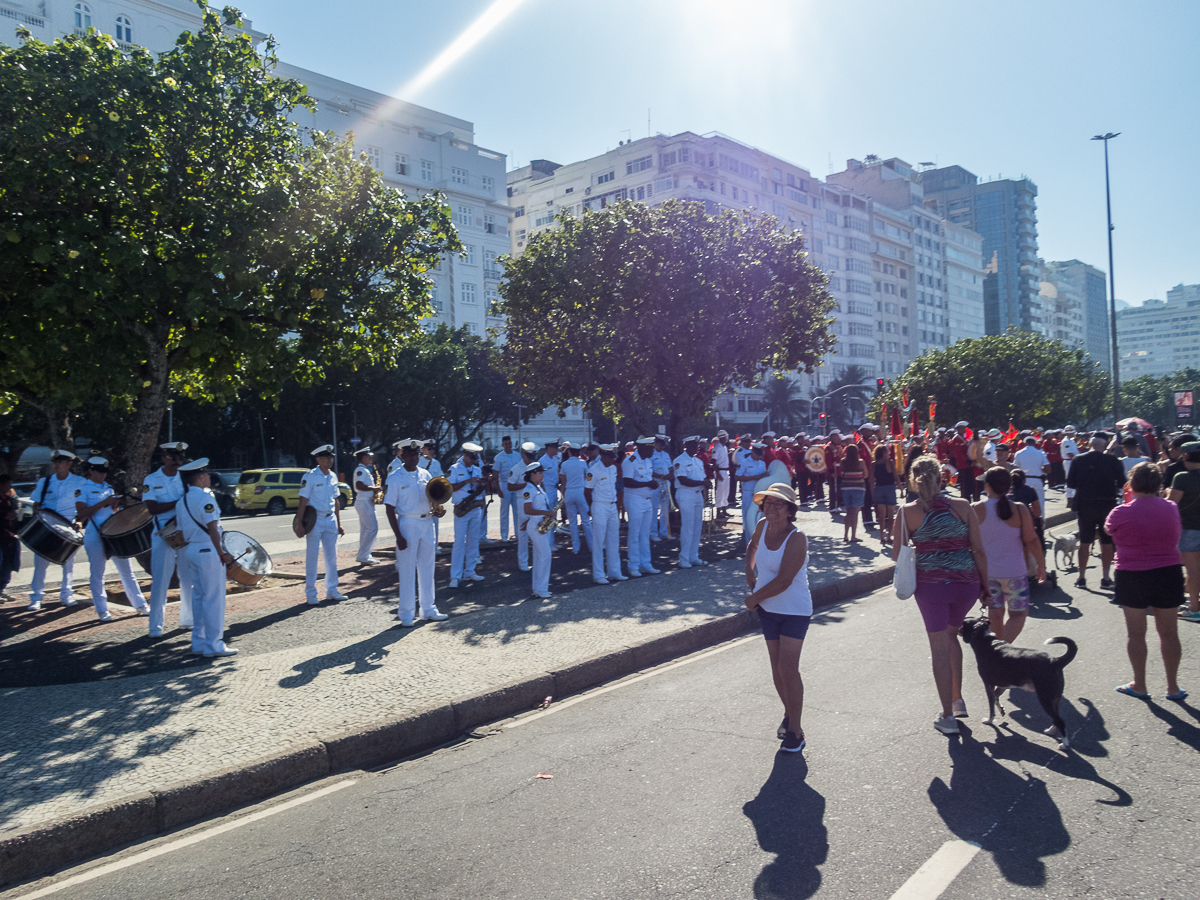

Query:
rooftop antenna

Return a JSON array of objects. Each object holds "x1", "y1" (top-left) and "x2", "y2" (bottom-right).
[{"x1": 647, "y1": 109, "x2": 651, "y2": 138}]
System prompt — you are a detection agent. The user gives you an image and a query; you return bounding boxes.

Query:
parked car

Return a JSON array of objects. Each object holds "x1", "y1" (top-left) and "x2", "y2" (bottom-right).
[
  {"x1": 11, "y1": 482, "x2": 36, "y2": 525},
  {"x1": 207, "y1": 471, "x2": 238, "y2": 516},
  {"x1": 234, "y1": 468, "x2": 351, "y2": 515}
]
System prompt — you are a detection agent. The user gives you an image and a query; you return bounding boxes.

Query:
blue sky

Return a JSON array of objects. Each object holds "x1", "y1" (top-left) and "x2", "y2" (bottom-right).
[{"x1": 243, "y1": 0, "x2": 1198, "y2": 306}]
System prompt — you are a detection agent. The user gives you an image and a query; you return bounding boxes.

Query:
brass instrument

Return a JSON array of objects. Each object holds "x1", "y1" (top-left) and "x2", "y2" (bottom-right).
[
  {"x1": 537, "y1": 495, "x2": 566, "y2": 534},
  {"x1": 372, "y1": 466, "x2": 383, "y2": 505},
  {"x1": 454, "y1": 468, "x2": 491, "y2": 518},
  {"x1": 426, "y1": 476, "x2": 452, "y2": 518}
]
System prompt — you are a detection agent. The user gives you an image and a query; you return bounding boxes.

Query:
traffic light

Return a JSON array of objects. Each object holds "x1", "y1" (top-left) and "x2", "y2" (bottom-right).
[{"x1": 876, "y1": 378, "x2": 885, "y2": 394}]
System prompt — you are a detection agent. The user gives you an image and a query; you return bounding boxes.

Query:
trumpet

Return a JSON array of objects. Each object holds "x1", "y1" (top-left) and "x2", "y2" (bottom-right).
[
  {"x1": 537, "y1": 495, "x2": 566, "y2": 534},
  {"x1": 426, "y1": 476, "x2": 452, "y2": 518}
]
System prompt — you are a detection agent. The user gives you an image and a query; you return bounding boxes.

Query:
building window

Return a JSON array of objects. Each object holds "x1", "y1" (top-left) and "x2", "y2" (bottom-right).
[
  {"x1": 465, "y1": 322, "x2": 478, "y2": 333},
  {"x1": 394, "y1": 154, "x2": 407, "y2": 175},
  {"x1": 73, "y1": 3, "x2": 92, "y2": 28},
  {"x1": 421, "y1": 160, "x2": 434, "y2": 183},
  {"x1": 626, "y1": 156, "x2": 653, "y2": 175},
  {"x1": 366, "y1": 147, "x2": 381, "y2": 170},
  {"x1": 484, "y1": 214, "x2": 496, "y2": 234},
  {"x1": 463, "y1": 245, "x2": 475, "y2": 265},
  {"x1": 513, "y1": 206, "x2": 525, "y2": 218},
  {"x1": 115, "y1": 14, "x2": 132, "y2": 42},
  {"x1": 596, "y1": 171, "x2": 615, "y2": 185},
  {"x1": 456, "y1": 206, "x2": 473, "y2": 227},
  {"x1": 462, "y1": 283, "x2": 477, "y2": 304},
  {"x1": 481, "y1": 175, "x2": 493, "y2": 194},
  {"x1": 452, "y1": 167, "x2": 468, "y2": 185},
  {"x1": 486, "y1": 287, "x2": 500, "y2": 309}
]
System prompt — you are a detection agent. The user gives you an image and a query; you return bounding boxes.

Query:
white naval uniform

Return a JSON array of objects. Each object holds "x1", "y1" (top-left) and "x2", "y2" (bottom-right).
[
  {"x1": 740, "y1": 458, "x2": 767, "y2": 545},
  {"x1": 28, "y1": 472, "x2": 87, "y2": 605},
  {"x1": 673, "y1": 452, "x2": 707, "y2": 566},
  {"x1": 537, "y1": 452, "x2": 561, "y2": 507},
  {"x1": 1014, "y1": 445, "x2": 1050, "y2": 510},
  {"x1": 384, "y1": 465, "x2": 437, "y2": 623},
  {"x1": 493, "y1": 449, "x2": 524, "y2": 541},
  {"x1": 418, "y1": 456, "x2": 444, "y2": 548},
  {"x1": 387, "y1": 456, "x2": 403, "y2": 475},
  {"x1": 560, "y1": 456, "x2": 593, "y2": 553},
  {"x1": 177, "y1": 486, "x2": 231, "y2": 655},
  {"x1": 448, "y1": 460, "x2": 483, "y2": 581},
  {"x1": 78, "y1": 481, "x2": 147, "y2": 617},
  {"x1": 650, "y1": 449, "x2": 672, "y2": 540},
  {"x1": 510, "y1": 463, "x2": 532, "y2": 570},
  {"x1": 143, "y1": 467, "x2": 194, "y2": 630},
  {"x1": 353, "y1": 463, "x2": 379, "y2": 562},
  {"x1": 1061, "y1": 437, "x2": 1079, "y2": 499},
  {"x1": 711, "y1": 442, "x2": 731, "y2": 510},
  {"x1": 586, "y1": 460, "x2": 623, "y2": 580},
  {"x1": 299, "y1": 468, "x2": 341, "y2": 600},
  {"x1": 624, "y1": 454, "x2": 656, "y2": 574},
  {"x1": 525, "y1": 483, "x2": 552, "y2": 596}
]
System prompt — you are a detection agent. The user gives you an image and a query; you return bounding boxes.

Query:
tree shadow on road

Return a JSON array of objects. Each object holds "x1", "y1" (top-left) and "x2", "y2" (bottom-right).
[
  {"x1": 277, "y1": 623, "x2": 418, "y2": 689},
  {"x1": 742, "y1": 753, "x2": 828, "y2": 900},
  {"x1": 928, "y1": 734, "x2": 1070, "y2": 886}
]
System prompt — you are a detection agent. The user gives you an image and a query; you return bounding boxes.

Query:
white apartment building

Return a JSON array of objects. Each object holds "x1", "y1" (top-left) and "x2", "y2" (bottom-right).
[
  {"x1": 3, "y1": 0, "x2": 510, "y2": 339},
  {"x1": 943, "y1": 222, "x2": 985, "y2": 344},
  {"x1": 1116, "y1": 285, "x2": 1200, "y2": 382},
  {"x1": 1036, "y1": 260, "x2": 1087, "y2": 350}
]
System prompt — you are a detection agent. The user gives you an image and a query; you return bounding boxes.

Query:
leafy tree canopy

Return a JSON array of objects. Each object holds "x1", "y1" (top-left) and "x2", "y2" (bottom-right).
[
  {"x1": 0, "y1": 3, "x2": 460, "y2": 481},
  {"x1": 876, "y1": 329, "x2": 1109, "y2": 429},
  {"x1": 498, "y1": 199, "x2": 836, "y2": 438},
  {"x1": 1120, "y1": 369, "x2": 1200, "y2": 429}
]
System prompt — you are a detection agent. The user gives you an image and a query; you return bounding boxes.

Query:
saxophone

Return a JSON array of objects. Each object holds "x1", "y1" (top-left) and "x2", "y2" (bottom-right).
[
  {"x1": 372, "y1": 466, "x2": 383, "y2": 505},
  {"x1": 538, "y1": 495, "x2": 566, "y2": 534}
]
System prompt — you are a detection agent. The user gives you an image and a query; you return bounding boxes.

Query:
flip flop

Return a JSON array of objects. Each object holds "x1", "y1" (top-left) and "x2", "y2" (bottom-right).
[
  {"x1": 1165, "y1": 690, "x2": 1189, "y2": 702},
  {"x1": 1115, "y1": 684, "x2": 1151, "y2": 699}
]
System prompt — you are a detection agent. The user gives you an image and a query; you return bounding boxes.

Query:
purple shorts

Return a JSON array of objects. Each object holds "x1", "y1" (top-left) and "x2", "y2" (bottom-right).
[{"x1": 914, "y1": 580, "x2": 979, "y2": 632}]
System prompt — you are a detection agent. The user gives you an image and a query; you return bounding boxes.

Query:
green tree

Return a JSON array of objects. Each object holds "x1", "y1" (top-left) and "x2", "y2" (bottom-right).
[
  {"x1": 0, "y1": 4, "x2": 459, "y2": 482},
  {"x1": 822, "y1": 364, "x2": 875, "y2": 433},
  {"x1": 876, "y1": 329, "x2": 1109, "y2": 429},
  {"x1": 760, "y1": 376, "x2": 805, "y2": 433},
  {"x1": 1120, "y1": 369, "x2": 1200, "y2": 429},
  {"x1": 498, "y1": 199, "x2": 836, "y2": 438}
]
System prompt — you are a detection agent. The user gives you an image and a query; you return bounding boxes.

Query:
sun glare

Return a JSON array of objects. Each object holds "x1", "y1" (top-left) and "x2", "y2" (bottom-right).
[{"x1": 398, "y1": 0, "x2": 529, "y2": 101}]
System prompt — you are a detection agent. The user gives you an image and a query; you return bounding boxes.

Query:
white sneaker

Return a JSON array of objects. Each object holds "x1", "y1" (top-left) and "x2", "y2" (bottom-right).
[
  {"x1": 26, "y1": 600, "x2": 41, "y2": 611},
  {"x1": 678, "y1": 561, "x2": 693, "y2": 569},
  {"x1": 421, "y1": 609, "x2": 449, "y2": 621},
  {"x1": 628, "y1": 570, "x2": 643, "y2": 578},
  {"x1": 609, "y1": 573, "x2": 629, "y2": 581},
  {"x1": 97, "y1": 612, "x2": 113, "y2": 622},
  {"x1": 205, "y1": 647, "x2": 239, "y2": 658},
  {"x1": 468, "y1": 573, "x2": 485, "y2": 582},
  {"x1": 952, "y1": 698, "x2": 969, "y2": 719},
  {"x1": 643, "y1": 567, "x2": 662, "y2": 575},
  {"x1": 535, "y1": 591, "x2": 552, "y2": 599},
  {"x1": 594, "y1": 577, "x2": 610, "y2": 585},
  {"x1": 62, "y1": 598, "x2": 77, "y2": 607},
  {"x1": 357, "y1": 557, "x2": 380, "y2": 565},
  {"x1": 327, "y1": 592, "x2": 350, "y2": 601},
  {"x1": 396, "y1": 611, "x2": 416, "y2": 627},
  {"x1": 148, "y1": 626, "x2": 163, "y2": 637},
  {"x1": 934, "y1": 715, "x2": 960, "y2": 735},
  {"x1": 133, "y1": 605, "x2": 150, "y2": 616},
  {"x1": 306, "y1": 598, "x2": 321, "y2": 606},
  {"x1": 449, "y1": 578, "x2": 460, "y2": 588}
]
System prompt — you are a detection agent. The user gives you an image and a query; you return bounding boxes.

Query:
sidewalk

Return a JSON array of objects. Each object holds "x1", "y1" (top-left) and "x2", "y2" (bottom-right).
[{"x1": 0, "y1": 489, "x2": 1074, "y2": 884}]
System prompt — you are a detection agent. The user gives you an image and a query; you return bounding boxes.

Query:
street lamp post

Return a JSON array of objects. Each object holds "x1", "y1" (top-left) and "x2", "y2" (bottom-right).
[
  {"x1": 324, "y1": 401, "x2": 346, "y2": 478},
  {"x1": 1092, "y1": 132, "x2": 1121, "y2": 422}
]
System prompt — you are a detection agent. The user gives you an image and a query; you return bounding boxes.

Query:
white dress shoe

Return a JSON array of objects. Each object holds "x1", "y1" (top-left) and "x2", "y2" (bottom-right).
[
  {"x1": 421, "y1": 609, "x2": 449, "y2": 621},
  {"x1": 594, "y1": 577, "x2": 610, "y2": 585},
  {"x1": 97, "y1": 612, "x2": 113, "y2": 622},
  {"x1": 468, "y1": 573, "x2": 485, "y2": 582},
  {"x1": 643, "y1": 567, "x2": 662, "y2": 575},
  {"x1": 133, "y1": 605, "x2": 150, "y2": 615},
  {"x1": 306, "y1": 598, "x2": 322, "y2": 606},
  {"x1": 327, "y1": 592, "x2": 350, "y2": 601},
  {"x1": 449, "y1": 578, "x2": 460, "y2": 588},
  {"x1": 678, "y1": 561, "x2": 693, "y2": 569},
  {"x1": 609, "y1": 573, "x2": 629, "y2": 581},
  {"x1": 627, "y1": 570, "x2": 642, "y2": 577},
  {"x1": 26, "y1": 600, "x2": 41, "y2": 611},
  {"x1": 204, "y1": 647, "x2": 239, "y2": 658}
]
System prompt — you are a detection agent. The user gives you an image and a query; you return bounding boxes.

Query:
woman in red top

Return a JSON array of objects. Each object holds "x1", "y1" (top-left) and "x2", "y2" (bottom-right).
[{"x1": 1104, "y1": 462, "x2": 1187, "y2": 701}]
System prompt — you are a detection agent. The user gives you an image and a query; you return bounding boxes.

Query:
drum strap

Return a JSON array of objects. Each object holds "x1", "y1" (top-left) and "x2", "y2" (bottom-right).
[
  {"x1": 39, "y1": 476, "x2": 51, "y2": 505},
  {"x1": 181, "y1": 489, "x2": 208, "y2": 539}
]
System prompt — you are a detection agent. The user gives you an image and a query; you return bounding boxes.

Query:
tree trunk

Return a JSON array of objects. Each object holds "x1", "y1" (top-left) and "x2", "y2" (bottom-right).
[{"x1": 120, "y1": 332, "x2": 171, "y2": 487}]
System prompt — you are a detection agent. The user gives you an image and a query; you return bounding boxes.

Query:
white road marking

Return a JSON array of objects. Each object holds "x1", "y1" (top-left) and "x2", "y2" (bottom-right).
[
  {"x1": 14, "y1": 780, "x2": 357, "y2": 899},
  {"x1": 888, "y1": 839, "x2": 981, "y2": 900}
]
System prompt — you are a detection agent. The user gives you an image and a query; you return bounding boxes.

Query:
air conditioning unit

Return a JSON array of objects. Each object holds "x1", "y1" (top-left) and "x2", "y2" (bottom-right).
[{"x1": 584, "y1": 187, "x2": 591, "y2": 195}]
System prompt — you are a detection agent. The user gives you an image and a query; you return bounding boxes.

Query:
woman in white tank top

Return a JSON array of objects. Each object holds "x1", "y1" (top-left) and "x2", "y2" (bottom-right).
[{"x1": 746, "y1": 482, "x2": 813, "y2": 753}]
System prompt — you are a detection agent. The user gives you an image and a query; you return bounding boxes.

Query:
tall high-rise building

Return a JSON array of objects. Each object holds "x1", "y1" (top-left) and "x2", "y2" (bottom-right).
[
  {"x1": 1116, "y1": 288, "x2": 1200, "y2": 381},
  {"x1": 1045, "y1": 260, "x2": 1111, "y2": 371},
  {"x1": 921, "y1": 166, "x2": 1040, "y2": 337},
  {"x1": 1167, "y1": 283, "x2": 1200, "y2": 306},
  {"x1": 1036, "y1": 261, "x2": 1087, "y2": 350}
]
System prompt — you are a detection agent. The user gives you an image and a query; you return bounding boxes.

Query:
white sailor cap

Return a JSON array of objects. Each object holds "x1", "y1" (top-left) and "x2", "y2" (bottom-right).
[
  {"x1": 1063, "y1": 425, "x2": 1077, "y2": 433},
  {"x1": 462, "y1": 442, "x2": 483, "y2": 454},
  {"x1": 560, "y1": 440, "x2": 574, "y2": 450},
  {"x1": 654, "y1": 434, "x2": 670, "y2": 442},
  {"x1": 311, "y1": 444, "x2": 334, "y2": 457},
  {"x1": 179, "y1": 457, "x2": 210, "y2": 472},
  {"x1": 751, "y1": 442, "x2": 766, "y2": 450},
  {"x1": 598, "y1": 443, "x2": 619, "y2": 453},
  {"x1": 87, "y1": 456, "x2": 108, "y2": 467},
  {"x1": 636, "y1": 436, "x2": 657, "y2": 446},
  {"x1": 829, "y1": 429, "x2": 843, "y2": 437},
  {"x1": 521, "y1": 441, "x2": 538, "y2": 454},
  {"x1": 544, "y1": 438, "x2": 560, "y2": 446},
  {"x1": 159, "y1": 442, "x2": 188, "y2": 453},
  {"x1": 955, "y1": 421, "x2": 969, "y2": 428},
  {"x1": 683, "y1": 435, "x2": 701, "y2": 443},
  {"x1": 355, "y1": 447, "x2": 374, "y2": 456},
  {"x1": 394, "y1": 439, "x2": 423, "y2": 451},
  {"x1": 524, "y1": 462, "x2": 545, "y2": 474},
  {"x1": 50, "y1": 449, "x2": 77, "y2": 461},
  {"x1": 717, "y1": 430, "x2": 729, "y2": 437},
  {"x1": 762, "y1": 431, "x2": 777, "y2": 438}
]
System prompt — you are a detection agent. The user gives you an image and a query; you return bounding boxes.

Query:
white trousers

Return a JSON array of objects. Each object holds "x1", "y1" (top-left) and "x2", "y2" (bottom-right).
[
  {"x1": 517, "y1": 508, "x2": 530, "y2": 568},
  {"x1": 1064, "y1": 459, "x2": 1074, "y2": 499},
  {"x1": 30, "y1": 551, "x2": 76, "y2": 604},
  {"x1": 677, "y1": 489, "x2": 704, "y2": 564},
  {"x1": 1029, "y1": 477, "x2": 1046, "y2": 511},
  {"x1": 563, "y1": 488, "x2": 594, "y2": 553},
  {"x1": 149, "y1": 532, "x2": 193, "y2": 631},
  {"x1": 715, "y1": 471, "x2": 731, "y2": 509},
  {"x1": 625, "y1": 492, "x2": 654, "y2": 573},
  {"x1": 186, "y1": 544, "x2": 229, "y2": 655},
  {"x1": 451, "y1": 506, "x2": 483, "y2": 580},
  {"x1": 650, "y1": 482, "x2": 669, "y2": 539},
  {"x1": 354, "y1": 499, "x2": 378, "y2": 561},
  {"x1": 500, "y1": 488, "x2": 520, "y2": 541},
  {"x1": 395, "y1": 516, "x2": 436, "y2": 620},
  {"x1": 530, "y1": 525, "x2": 552, "y2": 594},
  {"x1": 83, "y1": 524, "x2": 146, "y2": 615},
  {"x1": 305, "y1": 516, "x2": 340, "y2": 599},
  {"x1": 590, "y1": 501, "x2": 622, "y2": 579}
]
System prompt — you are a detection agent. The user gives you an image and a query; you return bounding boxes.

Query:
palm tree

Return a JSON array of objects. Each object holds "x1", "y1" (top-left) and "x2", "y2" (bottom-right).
[
  {"x1": 823, "y1": 365, "x2": 875, "y2": 433},
  {"x1": 760, "y1": 375, "x2": 804, "y2": 432}
]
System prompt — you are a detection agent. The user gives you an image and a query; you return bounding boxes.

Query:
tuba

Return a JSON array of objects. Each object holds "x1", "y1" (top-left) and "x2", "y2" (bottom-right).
[{"x1": 426, "y1": 476, "x2": 452, "y2": 518}]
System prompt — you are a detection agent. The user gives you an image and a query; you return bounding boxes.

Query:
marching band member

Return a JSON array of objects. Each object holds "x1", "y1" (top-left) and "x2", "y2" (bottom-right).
[
  {"x1": 675, "y1": 436, "x2": 710, "y2": 568},
  {"x1": 76, "y1": 457, "x2": 149, "y2": 621},
  {"x1": 739, "y1": 443, "x2": 768, "y2": 545},
  {"x1": 651, "y1": 435, "x2": 673, "y2": 541},
  {"x1": 387, "y1": 441, "x2": 404, "y2": 475},
  {"x1": 586, "y1": 443, "x2": 626, "y2": 584},
  {"x1": 492, "y1": 436, "x2": 524, "y2": 542},
  {"x1": 537, "y1": 440, "x2": 562, "y2": 543},
  {"x1": 176, "y1": 458, "x2": 237, "y2": 657},
  {"x1": 294, "y1": 444, "x2": 347, "y2": 605},
  {"x1": 515, "y1": 442, "x2": 538, "y2": 571},
  {"x1": 623, "y1": 436, "x2": 661, "y2": 577},
  {"x1": 448, "y1": 442, "x2": 486, "y2": 588},
  {"x1": 26, "y1": 449, "x2": 87, "y2": 611},
  {"x1": 559, "y1": 443, "x2": 594, "y2": 554},
  {"x1": 142, "y1": 441, "x2": 193, "y2": 634},
  {"x1": 384, "y1": 439, "x2": 446, "y2": 626},
  {"x1": 352, "y1": 447, "x2": 381, "y2": 564},
  {"x1": 712, "y1": 430, "x2": 731, "y2": 517},
  {"x1": 522, "y1": 462, "x2": 553, "y2": 599}
]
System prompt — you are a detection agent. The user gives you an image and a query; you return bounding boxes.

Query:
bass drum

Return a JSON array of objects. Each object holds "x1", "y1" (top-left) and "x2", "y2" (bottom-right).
[
  {"x1": 223, "y1": 530, "x2": 273, "y2": 587},
  {"x1": 100, "y1": 503, "x2": 153, "y2": 559},
  {"x1": 18, "y1": 508, "x2": 84, "y2": 566},
  {"x1": 804, "y1": 445, "x2": 827, "y2": 475}
]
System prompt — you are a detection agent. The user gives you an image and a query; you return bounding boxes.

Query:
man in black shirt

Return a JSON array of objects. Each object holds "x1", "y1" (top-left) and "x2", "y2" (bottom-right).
[{"x1": 1066, "y1": 433, "x2": 1127, "y2": 589}]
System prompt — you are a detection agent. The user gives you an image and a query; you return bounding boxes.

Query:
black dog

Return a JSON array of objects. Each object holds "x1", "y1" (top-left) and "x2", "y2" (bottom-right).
[{"x1": 959, "y1": 616, "x2": 1078, "y2": 749}]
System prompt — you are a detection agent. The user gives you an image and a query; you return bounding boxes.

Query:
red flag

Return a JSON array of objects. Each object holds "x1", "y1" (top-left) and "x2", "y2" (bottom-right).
[
  {"x1": 910, "y1": 407, "x2": 920, "y2": 438},
  {"x1": 901, "y1": 387, "x2": 910, "y2": 408},
  {"x1": 925, "y1": 426, "x2": 932, "y2": 441},
  {"x1": 890, "y1": 406, "x2": 903, "y2": 437},
  {"x1": 853, "y1": 430, "x2": 862, "y2": 444},
  {"x1": 880, "y1": 402, "x2": 889, "y2": 431},
  {"x1": 965, "y1": 427, "x2": 973, "y2": 441},
  {"x1": 1003, "y1": 422, "x2": 1018, "y2": 442}
]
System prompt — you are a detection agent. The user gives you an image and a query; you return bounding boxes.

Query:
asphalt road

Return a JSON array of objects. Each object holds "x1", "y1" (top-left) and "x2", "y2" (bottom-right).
[{"x1": 14, "y1": 580, "x2": 1198, "y2": 900}]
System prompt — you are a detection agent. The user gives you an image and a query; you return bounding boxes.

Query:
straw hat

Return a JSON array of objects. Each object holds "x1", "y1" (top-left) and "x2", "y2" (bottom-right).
[{"x1": 753, "y1": 482, "x2": 799, "y2": 507}]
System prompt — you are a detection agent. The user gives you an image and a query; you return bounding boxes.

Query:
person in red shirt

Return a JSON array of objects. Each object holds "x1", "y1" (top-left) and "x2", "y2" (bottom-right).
[
  {"x1": 1044, "y1": 430, "x2": 1064, "y2": 488},
  {"x1": 761, "y1": 432, "x2": 779, "y2": 465}
]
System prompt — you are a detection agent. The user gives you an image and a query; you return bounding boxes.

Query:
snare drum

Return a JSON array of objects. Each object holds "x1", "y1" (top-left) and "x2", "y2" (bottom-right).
[
  {"x1": 223, "y1": 531, "x2": 273, "y2": 587},
  {"x1": 18, "y1": 508, "x2": 84, "y2": 566},
  {"x1": 100, "y1": 503, "x2": 154, "y2": 559},
  {"x1": 156, "y1": 517, "x2": 187, "y2": 550}
]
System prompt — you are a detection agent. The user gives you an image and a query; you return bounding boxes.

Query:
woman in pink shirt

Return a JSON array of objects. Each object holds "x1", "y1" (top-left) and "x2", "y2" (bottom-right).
[{"x1": 1104, "y1": 462, "x2": 1187, "y2": 701}]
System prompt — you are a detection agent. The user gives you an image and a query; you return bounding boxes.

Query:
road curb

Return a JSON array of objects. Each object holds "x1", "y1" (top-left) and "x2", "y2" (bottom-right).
[{"x1": 3, "y1": 510, "x2": 1078, "y2": 888}]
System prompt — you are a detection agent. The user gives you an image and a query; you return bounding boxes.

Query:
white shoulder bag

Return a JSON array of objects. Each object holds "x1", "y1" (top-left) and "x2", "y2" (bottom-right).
[{"x1": 893, "y1": 502, "x2": 917, "y2": 599}]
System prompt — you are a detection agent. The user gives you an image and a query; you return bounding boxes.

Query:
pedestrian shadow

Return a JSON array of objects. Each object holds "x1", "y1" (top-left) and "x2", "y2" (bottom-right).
[
  {"x1": 1028, "y1": 587, "x2": 1081, "y2": 619},
  {"x1": 1144, "y1": 700, "x2": 1200, "y2": 753},
  {"x1": 277, "y1": 624, "x2": 416, "y2": 689},
  {"x1": 928, "y1": 736, "x2": 1070, "y2": 886},
  {"x1": 742, "y1": 753, "x2": 828, "y2": 900}
]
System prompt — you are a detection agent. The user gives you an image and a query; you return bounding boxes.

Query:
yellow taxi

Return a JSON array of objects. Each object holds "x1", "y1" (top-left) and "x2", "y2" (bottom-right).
[{"x1": 234, "y1": 468, "x2": 352, "y2": 515}]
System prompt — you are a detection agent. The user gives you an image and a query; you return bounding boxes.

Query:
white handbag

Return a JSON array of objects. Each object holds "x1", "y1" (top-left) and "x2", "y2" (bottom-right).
[{"x1": 893, "y1": 502, "x2": 917, "y2": 599}]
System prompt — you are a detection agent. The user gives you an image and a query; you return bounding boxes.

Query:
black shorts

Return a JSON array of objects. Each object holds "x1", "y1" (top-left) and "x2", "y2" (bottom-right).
[
  {"x1": 1077, "y1": 501, "x2": 1116, "y2": 545},
  {"x1": 1114, "y1": 565, "x2": 1184, "y2": 609}
]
